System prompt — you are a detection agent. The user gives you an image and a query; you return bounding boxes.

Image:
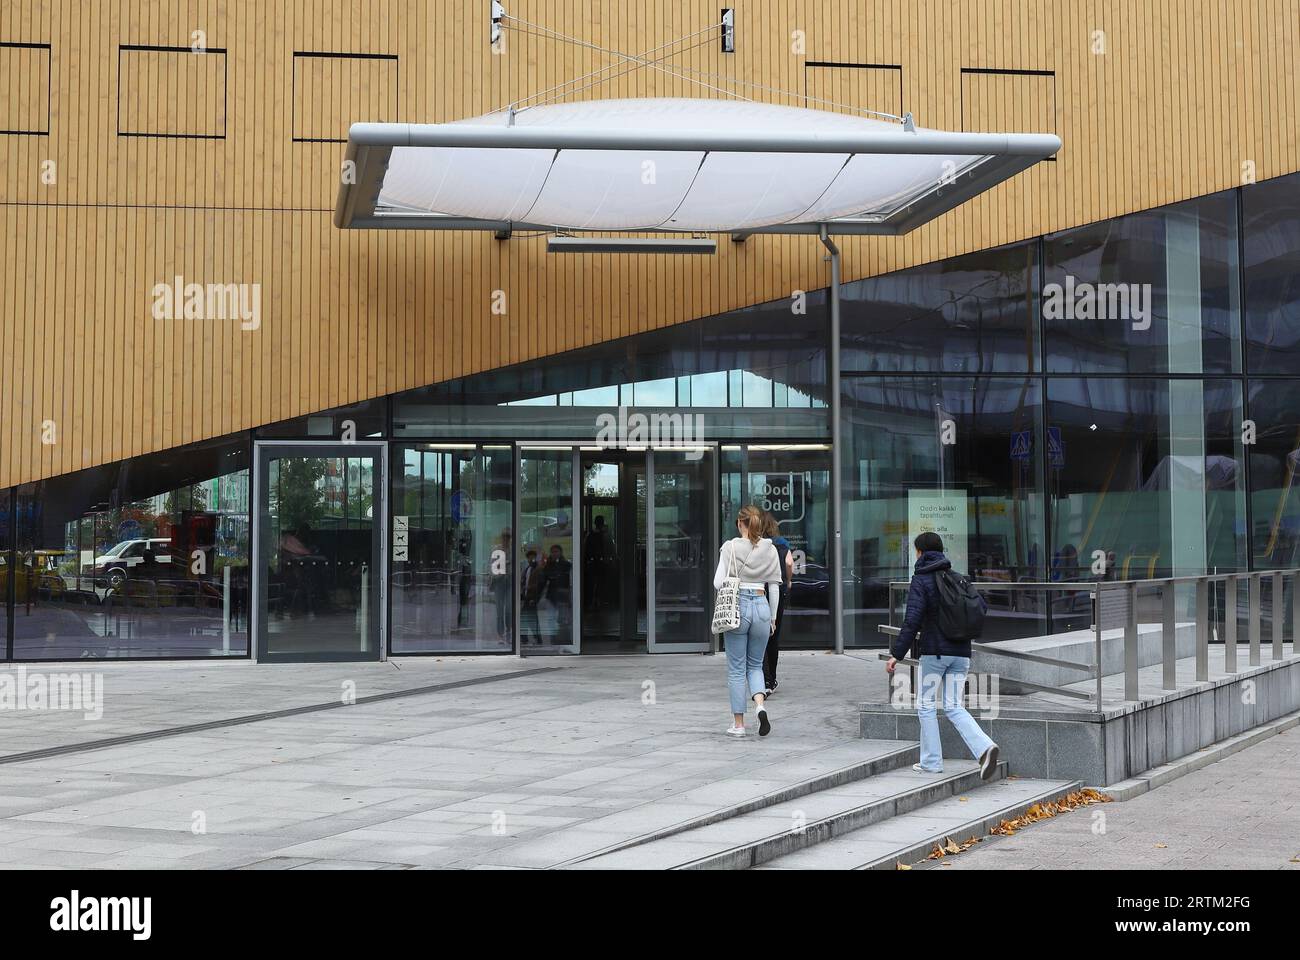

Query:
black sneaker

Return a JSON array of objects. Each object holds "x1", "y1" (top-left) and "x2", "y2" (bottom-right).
[
  {"x1": 979, "y1": 744, "x2": 1000, "y2": 780},
  {"x1": 756, "y1": 705, "x2": 771, "y2": 737}
]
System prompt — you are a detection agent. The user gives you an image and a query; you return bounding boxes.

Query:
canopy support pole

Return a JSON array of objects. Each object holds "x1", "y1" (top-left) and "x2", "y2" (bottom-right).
[{"x1": 820, "y1": 225, "x2": 845, "y2": 655}]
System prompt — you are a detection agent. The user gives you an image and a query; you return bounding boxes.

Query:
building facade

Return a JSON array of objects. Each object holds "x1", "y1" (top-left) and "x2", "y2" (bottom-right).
[{"x1": 2, "y1": 1, "x2": 1299, "y2": 660}]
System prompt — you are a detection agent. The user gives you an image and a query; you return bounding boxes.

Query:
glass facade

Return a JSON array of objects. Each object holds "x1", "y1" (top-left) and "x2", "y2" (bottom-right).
[
  {"x1": 1, "y1": 173, "x2": 1297, "y2": 659},
  {"x1": 9, "y1": 434, "x2": 250, "y2": 660}
]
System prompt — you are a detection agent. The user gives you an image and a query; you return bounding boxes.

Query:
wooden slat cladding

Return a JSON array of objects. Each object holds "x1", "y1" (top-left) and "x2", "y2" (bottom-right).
[
  {"x1": 118, "y1": 45, "x2": 227, "y2": 138},
  {"x1": 292, "y1": 52, "x2": 398, "y2": 142},
  {"x1": 1, "y1": 0, "x2": 1299, "y2": 488},
  {"x1": 0, "y1": 41, "x2": 50, "y2": 133}
]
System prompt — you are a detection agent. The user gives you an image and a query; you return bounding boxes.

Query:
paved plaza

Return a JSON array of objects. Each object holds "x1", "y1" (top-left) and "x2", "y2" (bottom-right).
[{"x1": 1, "y1": 652, "x2": 1296, "y2": 869}]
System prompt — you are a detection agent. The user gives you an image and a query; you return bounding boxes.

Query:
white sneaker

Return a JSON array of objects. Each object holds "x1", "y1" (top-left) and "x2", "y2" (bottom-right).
[
  {"x1": 912, "y1": 762, "x2": 943, "y2": 774},
  {"x1": 725, "y1": 724, "x2": 746, "y2": 737}
]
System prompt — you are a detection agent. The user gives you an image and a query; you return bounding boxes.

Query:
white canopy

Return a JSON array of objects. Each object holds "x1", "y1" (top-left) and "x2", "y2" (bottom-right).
[{"x1": 334, "y1": 98, "x2": 1060, "y2": 236}]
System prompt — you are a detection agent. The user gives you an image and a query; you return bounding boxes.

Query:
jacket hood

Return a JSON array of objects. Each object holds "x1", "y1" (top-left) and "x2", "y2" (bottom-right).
[{"x1": 914, "y1": 551, "x2": 951, "y2": 574}]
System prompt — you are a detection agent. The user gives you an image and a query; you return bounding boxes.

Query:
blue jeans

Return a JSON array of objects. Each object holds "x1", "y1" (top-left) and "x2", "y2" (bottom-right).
[
  {"x1": 916, "y1": 655, "x2": 994, "y2": 771},
  {"x1": 723, "y1": 591, "x2": 770, "y2": 715}
]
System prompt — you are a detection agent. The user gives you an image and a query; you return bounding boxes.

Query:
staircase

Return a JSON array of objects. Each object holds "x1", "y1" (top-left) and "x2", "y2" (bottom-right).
[{"x1": 560, "y1": 741, "x2": 1079, "y2": 870}]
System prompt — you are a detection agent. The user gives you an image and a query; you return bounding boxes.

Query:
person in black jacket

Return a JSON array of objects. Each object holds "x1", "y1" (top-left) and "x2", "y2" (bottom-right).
[{"x1": 886, "y1": 532, "x2": 1000, "y2": 779}]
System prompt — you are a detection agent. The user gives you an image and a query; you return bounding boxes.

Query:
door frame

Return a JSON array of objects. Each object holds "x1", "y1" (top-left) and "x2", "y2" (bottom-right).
[
  {"x1": 251, "y1": 440, "x2": 388, "y2": 663},
  {"x1": 515, "y1": 441, "x2": 718, "y2": 655}
]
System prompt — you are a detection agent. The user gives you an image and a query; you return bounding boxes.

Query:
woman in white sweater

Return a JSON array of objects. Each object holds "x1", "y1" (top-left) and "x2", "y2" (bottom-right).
[{"x1": 714, "y1": 505, "x2": 783, "y2": 737}]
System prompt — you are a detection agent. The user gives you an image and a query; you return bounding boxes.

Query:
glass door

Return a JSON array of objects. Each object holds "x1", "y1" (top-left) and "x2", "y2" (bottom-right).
[
  {"x1": 255, "y1": 443, "x2": 384, "y2": 662},
  {"x1": 648, "y1": 447, "x2": 715, "y2": 652},
  {"x1": 517, "y1": 447, "x2": 578, "y2": 654}
]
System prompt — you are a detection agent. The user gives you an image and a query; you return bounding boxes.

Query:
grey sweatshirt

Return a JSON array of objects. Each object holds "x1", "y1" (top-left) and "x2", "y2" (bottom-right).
[{"x1": 713, "y1": 537, "x2": 782, "y2": 611}]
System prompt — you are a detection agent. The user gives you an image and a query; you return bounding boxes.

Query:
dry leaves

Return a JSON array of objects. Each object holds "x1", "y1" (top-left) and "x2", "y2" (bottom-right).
[
  {"x1": 988, "y1": 788, "x2": 1112, "y2": 837},
  {"x1": 901, "y1": 788, "x2": 1113, "y2": 868}
]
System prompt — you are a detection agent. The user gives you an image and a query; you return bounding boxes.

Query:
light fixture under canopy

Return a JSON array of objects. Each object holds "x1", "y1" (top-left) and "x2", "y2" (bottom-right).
[{"x1": 333, "y1": 98, "x2": 1060, "y2": 237}]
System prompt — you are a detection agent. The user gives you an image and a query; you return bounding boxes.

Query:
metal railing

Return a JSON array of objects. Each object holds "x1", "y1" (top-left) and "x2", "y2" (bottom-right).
[{"x1": 878, "y1": 569, "x2": 1300, "y2": 709}]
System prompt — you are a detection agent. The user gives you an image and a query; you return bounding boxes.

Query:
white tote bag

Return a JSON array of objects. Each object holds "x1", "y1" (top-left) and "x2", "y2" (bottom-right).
[{"x1": 711, "y1": 541, "x2": 742, "y2": 635}]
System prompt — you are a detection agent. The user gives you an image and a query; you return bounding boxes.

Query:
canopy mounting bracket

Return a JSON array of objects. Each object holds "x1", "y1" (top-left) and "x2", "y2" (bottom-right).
[
  {"x1": 721, "y1": 9, "x2": 735, "y2": 53},
  {"x1": 490, "y1": 1, "x2": 505, "y2": 48}
]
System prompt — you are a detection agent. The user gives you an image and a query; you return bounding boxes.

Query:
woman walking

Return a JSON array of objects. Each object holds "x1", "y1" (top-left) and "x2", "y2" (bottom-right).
[
  {"x1": 760, "y1": 511, "x2": 795, "y2": 697},
  {"x1": 715, "y1": 505, "x2": 783, "y2": 737}
]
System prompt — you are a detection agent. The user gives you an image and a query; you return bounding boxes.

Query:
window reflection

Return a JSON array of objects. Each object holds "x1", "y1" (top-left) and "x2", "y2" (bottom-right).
[
  {"x1": 12, "y1": 435, "x2": 250, "y2": 659},
  {"x1": 841, "y1": 240, "x2": 1038, "y2": 373},
  {"x1": 390, "y1": 445, "x2": 513, "y2": 653},
  {"x1": 1243, "y1": 171, "x2": 1300, "y2": 373},
  {"x1": 1043, "y1": 191, "x2": 1240, "y2": 374},
  {"x1": 1247, "y1": 379, "x2": 1300, "y2": 569},
  {"x1": 842, "y1": 378, "x2": 1046, "y2": 647}
]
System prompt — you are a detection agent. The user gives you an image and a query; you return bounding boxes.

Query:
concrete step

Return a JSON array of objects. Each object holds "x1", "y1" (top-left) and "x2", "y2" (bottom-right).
[
  {"x1": 565, "y1": 758, "x2": 1010, "y2": 870},
  {"x1": 754, "y1": 775, "x2": 1080, "y2": 870},
  {"x1": 550, "y1": 739, "x2": 920, "y2": 867}
]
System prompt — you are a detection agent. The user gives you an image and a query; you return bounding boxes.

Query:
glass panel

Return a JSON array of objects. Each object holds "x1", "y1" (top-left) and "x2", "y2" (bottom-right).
[
  {"x1": 257, "y1": 398, "x2": 388, "y2": 439},
  {"x1": 1046, "y1": 378, "x2": 1246, "y2": 581},
  {"x1": 390, "y1": 445, "x2": 513, "y2": 653},
  {"x1": 518, "y1": 449, "x2": 575, "y2": 650},
  {"x1": 1043, "y1": 190, "x2": 1241, "y2": 374},
  {"x1": 743, "y1": 446, "x2": 833, "y2": 649},
  {"x1": 392, "y1": 293, "x2": 829, "y2": 440},
  {"x1": 1243, "y1": 171, "x2": 1300, "y2": 373},
  {"x1": 1247, "y1": 379, "x2": 1300, "y2": 568},
  {"x1": 841, "y1": 240, "x2": 1038, "y2": 373},
  {"x1": 652, "y1": 448, "x2": 713, "y2": 649},
  {"x1": 260, "y1": 452, "x2": 380, "y2": 660},
  {"x1": 13, "y1": 434, "x2": 251, "y2": 659},
  {"x1": 841, "y1": 378, "x2": 1046, "y2": 647}
]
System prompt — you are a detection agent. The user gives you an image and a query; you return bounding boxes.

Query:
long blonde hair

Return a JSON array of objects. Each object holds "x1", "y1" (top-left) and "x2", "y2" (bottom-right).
[{"x1": 736, "y1": 505, "x2": 765, "y2": 545}]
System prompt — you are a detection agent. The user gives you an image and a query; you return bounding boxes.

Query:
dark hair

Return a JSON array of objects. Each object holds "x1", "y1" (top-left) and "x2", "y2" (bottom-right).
[{"x1": 914, "y1": 532, "x2": 944, "y2": 554}]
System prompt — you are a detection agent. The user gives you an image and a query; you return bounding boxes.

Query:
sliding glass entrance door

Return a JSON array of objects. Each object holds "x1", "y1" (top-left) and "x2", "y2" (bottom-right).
[
  {"x1": 254, "y1": 443, "x2": 384, "y2": 662},
  {"x1": 518, "y1": 443, "x2": 715, "y2": 654}
]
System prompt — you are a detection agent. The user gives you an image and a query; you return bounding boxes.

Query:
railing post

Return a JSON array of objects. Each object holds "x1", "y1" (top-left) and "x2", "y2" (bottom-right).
[
  {"x1": 1195, "y1": 577, "x2": 1209, "y2": 683},
  {"x1": 1125, "y1": 581, "x2": 1139, "y2": 701},
  {"x1": 1224, "y1": 575, "x2": 1237, "y2": 673},
  {"x1": 1093, "y1": 588, "x2": 1104, "y2": 709},
  {"x1": 1161, "y1": 580, "x2": 1177, "y2": 691},
  {"x1": 1272, "y1": 572, "x2": 1284, "y2": 660},
  {"x1": 1249, "y1": 573, "x2": 1262, "y2": 666},
  {"x1": 1293, "y1": 571, "x2": 1300, "y2": 656}
]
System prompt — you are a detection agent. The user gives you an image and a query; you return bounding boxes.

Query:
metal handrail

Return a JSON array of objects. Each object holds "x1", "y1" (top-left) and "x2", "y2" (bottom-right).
[{"x1": 878, "y1": 568, "x2": 1300, "y2": 708}]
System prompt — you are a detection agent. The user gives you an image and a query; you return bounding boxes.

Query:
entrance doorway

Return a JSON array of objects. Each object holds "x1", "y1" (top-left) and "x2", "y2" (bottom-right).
[
  {"x1": 579, "y1": 451, "x2": 646, "y2": 653},
  {"x1": 517, "y1": 444, "x2": 715, "y2": 654},
  {"x1": 253, "y1": 443, "x2": 385, "y2": 662}
]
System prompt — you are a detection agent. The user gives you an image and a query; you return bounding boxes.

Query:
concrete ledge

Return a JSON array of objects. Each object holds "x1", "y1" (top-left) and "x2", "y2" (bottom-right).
[
  {"x1": 860, "y1": 650, "x2": 1300, "y2": 786},
  {"x1": 1101, "y1": 709, "x2": 1300, "y2": 800}
]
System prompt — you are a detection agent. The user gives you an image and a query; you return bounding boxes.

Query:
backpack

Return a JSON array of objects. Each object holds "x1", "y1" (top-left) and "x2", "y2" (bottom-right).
[{"x1": 934, "y1": 569, "x2": 985, "y2": 641}]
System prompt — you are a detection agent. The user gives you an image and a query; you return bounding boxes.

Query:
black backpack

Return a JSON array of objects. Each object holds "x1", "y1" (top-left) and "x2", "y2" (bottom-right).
[{"x1": 934, "y1": 569, "x2": 985, "y2": 641}]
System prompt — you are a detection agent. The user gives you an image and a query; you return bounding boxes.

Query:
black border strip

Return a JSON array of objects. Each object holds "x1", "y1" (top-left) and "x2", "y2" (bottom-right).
[
  {"x1": 960, "y1": 66, "x2": 1058, "y2": 161},
  {"x1": 803, "y1": 61, "x2": 904, "y2": 118},
  {"x1": 0, "y1": 41, "x2": 52, "y2": 136},
  {"x1": 116, "y1": 44, "x2": 228, "y2": 140},
  {"x1": 0, "y1": 665, "x2": 555, "y2": 766},
  {"x1": 291, "y1": 50, "x2": 399, "y2": 143}
]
